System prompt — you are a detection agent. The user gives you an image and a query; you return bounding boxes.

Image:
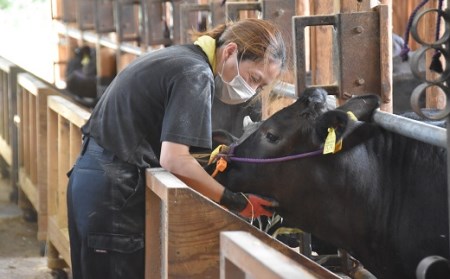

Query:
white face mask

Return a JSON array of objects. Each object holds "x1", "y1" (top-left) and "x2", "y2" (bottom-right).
[{"x1": 215, "y1": 53, "x2": 256, "y2": 105}]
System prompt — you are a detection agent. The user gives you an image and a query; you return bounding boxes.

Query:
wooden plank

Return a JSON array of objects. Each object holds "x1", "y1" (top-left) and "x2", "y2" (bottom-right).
[
  {"x1": 0, "y1": 56, "x2": 16, "y2": 72},
  {"x1": 221, "y1": 231, "x2": 320, "y2": 279},
  {"x1": 0, "y1": 71, "x2": 7, "y2": 147},
  {"x1": 377, "y1": 4, "x2": 393, "y2": 112},
  {"x1": 36, "y1": 86, "x2": 58, "y2": 240},
  {"x1": 97, "y1": 47, "x2": 116, "y2": 78},
  {"x1": 17, "y1": 73, "x2": 49, "y2": 96},
  {"x1": 0, "y1": 138, "x2": 11, "y2": 165},
  {"x1": 46, "y1": 95, "x2": 90, "y2": 271},
  {"x1": 57, "y1": 115, "x2": 69, "y2": 228},
  {"x1": 47, "y1": 96, "x2": 91, "y2": 128},
  {"x1": 29, "y1": 94, "x2": 37, "y2": 185},
  {"x1": 47, "y1": 107, "x2": 58, "y2": 217},
  {"x1": 145, "y1": 168, "x2": 340, "y2": 279},
  {"x1": 310, "y1": 0, "x2": 335, "y2": 86},
  {"x1": 423, "y1": 1, "x2": 445, "y2": 110},
  {"x1": 48, "y1": 216, "x2": 71, "y2": 267},
  {"x1": 145, "y1": 185, "x2": 164, "y2": 278},
  {"x1": 69, "y1": 123, "x2": 82, "y2": 168},
  {"x1": 296, "y1": 0, "x2": 311, "y2": 73},
  {"x1": 18, "y1": 169, "x2": 38, "y2": 210},
  {"x1": 17, "y1": 73, "x2": 60, "y2": 240},
  {"x1": 22, "y1": 91, "x2": 30, "y2": 177}
]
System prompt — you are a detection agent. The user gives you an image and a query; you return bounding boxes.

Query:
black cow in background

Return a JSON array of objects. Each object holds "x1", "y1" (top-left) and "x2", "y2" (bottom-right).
[
  {"x1": 392, "y1": 33, "x2": 427, "y2": 115},
  {"x1": 211, "y1": 94, "x2": 262, "y2": 138},
  {"x1": 65, "y1": 45, "x2": 98, "y2": 107},
  {"x1": 212, "y1": 88, "x2": 449, "y2": 279}
]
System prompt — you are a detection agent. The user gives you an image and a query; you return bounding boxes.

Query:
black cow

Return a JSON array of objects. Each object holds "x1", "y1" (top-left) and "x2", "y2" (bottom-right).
[
  {"x1": 65, "y1": 45, "x2": 98, "y2": 107},
  {"x1": 213, "y1": 88, "x2": 449, "y2": 279}
]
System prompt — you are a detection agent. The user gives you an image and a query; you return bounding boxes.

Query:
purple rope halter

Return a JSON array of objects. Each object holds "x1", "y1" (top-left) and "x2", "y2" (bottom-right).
[{"x1": 216, "y1": 144, "x2": 324, "y2": 164}]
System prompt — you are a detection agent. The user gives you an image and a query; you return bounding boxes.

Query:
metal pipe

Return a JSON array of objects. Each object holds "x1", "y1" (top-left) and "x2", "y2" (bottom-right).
[
  {"x1": 447, "y1": 0, "x2": 450, "y2": 266},
  {"x1": 373, "y1": 110, "x2": 447, "y2": 148}
]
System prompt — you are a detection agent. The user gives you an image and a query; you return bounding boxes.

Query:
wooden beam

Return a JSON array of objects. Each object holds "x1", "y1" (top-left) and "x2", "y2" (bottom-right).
[{"x1": 221, "y1": 231, "x2": 322, "y2": 279}]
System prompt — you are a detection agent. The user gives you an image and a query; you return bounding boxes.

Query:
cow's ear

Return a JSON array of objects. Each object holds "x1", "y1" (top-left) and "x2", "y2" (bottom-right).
[
  {"x1": 314, "y1": 110, "x2": 349, "y2": 143},
  {"x1": 337, "y1": 94, "x2": 380, "y2": 122}
]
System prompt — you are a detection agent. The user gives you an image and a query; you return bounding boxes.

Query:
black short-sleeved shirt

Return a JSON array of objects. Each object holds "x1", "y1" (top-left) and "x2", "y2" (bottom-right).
[{"x1": 82, "y1": 44, "x2": 214, "y2": 168}]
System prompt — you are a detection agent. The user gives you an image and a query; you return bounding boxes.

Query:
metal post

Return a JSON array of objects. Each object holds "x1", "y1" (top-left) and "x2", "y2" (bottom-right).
[{"x1": 447, "y1": 0, "x2": 450, "y2": 267}]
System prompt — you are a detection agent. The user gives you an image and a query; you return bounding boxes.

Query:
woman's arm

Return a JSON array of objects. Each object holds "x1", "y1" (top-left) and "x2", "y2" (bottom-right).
[
  {"x1": 160, "y1": 141, "x2": 278, "y2": 217},
  {"x1": 160, "y1": 141, "x2": 225, "y2": 202}
]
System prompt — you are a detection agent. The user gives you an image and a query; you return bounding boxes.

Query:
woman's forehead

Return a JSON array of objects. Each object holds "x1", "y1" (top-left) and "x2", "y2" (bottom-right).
[{"x1": 246, "y1": 59, "x2": 282, "y2": 80}]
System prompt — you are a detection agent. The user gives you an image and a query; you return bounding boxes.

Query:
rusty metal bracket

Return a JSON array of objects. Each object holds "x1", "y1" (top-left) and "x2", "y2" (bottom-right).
[
  {"x1": 94, "y1": 0, "x2": 116, "y2": 33},
  {"x1": 261, "y1": 0, "x2": 297, "y2": 33},
  {"x1": 293, "y1": 10, "x2": 381, "y2": 99}
]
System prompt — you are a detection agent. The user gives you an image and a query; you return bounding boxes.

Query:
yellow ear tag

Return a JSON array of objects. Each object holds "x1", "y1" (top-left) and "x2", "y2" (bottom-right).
[
  {"x1": 347, "y1": 111, "x2": 357, "y2": 121},
  {"x1": 81, "y1": 55, "x2": 90, "y2": 66},
  {"x1": 323, "y1": 128, "x2": 336, "y2": 154}
]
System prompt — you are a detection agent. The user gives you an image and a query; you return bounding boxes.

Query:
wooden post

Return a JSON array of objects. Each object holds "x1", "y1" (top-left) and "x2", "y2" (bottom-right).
[
  {"x1": 309, "y1": 0, "x2": 335, "y2": 87},
  {"x1": 47, "y1": 95, "x2": 91, "y2": 270},
  {"x1": 16, "y1": 73, "x2": 60, "y2": 240},
  {"x1": 378, "y1": 1, "x2": 393, "y2": 112},
  {"x1": 423, "y1": 1, "x2": 446, "y2": 110}
]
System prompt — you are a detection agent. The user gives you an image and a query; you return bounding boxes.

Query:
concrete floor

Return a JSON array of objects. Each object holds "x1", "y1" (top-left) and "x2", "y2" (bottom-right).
[{"x1": 0, "y1": 175, "x2": 53, "y2": 279}]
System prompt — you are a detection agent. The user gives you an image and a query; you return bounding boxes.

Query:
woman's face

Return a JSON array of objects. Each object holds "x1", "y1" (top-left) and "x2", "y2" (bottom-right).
[{"x1": 219, "y1": 44, "x2": 282, "y2": 93}]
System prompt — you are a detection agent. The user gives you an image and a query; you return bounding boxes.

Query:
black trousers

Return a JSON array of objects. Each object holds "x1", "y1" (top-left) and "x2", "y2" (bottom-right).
[{"x1": 67, "y1": 137, "x2": 145, "y2": 279}]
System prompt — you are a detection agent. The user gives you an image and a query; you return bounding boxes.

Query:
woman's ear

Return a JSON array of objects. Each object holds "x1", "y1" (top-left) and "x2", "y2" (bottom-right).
[{"x1": 222, "y1": 42, "x2": 238, "y2": 60}]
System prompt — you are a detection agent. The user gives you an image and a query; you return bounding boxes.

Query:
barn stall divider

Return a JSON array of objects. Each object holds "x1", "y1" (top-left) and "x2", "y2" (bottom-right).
[
  {"x1": 46, "y1": 95, "x2": 91, "y2": 272},
  {"x1": 0, "y1": 56, "x2": 23, "y2": 202},
  {"x1": 16, "y1": 73, "x2": 62, "y2": 242},
  {"x1": 145, "y1": 168, "x2": 341, "y2": 278}
]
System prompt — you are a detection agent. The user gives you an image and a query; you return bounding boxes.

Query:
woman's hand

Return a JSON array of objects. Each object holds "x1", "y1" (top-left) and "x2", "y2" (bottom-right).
[{"x1": 219, "y1": 188, "x2": 279, "y2": 218}]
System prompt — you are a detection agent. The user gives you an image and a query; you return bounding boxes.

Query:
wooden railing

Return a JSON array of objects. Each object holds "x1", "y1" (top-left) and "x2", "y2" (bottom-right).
[
  {"x1": 16, "y1": 73, "x2": 61, "y2": 241},
  {"x1": 220, "y1": 231, "x2": 326, "y2": 279},
  {"x1": 145, "y1": 168, "x2": 340, "y2": 278},
  {"x1": 0, "y1": 56, "x2": 22, "y2": 199},
  {"x1": 46, "y1": 95, "x2": 91, "y2": 270}
]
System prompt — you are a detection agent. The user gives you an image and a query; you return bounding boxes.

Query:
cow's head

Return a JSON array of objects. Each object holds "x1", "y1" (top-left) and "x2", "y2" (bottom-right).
[{"x1": 213, "y1": 88, "x2": 380, "y2": 226}]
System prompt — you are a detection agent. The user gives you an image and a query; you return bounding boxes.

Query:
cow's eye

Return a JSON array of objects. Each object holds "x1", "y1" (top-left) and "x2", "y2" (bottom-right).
[{"x1": 266, "y1": 132, "x2": 279, "y2": 143}]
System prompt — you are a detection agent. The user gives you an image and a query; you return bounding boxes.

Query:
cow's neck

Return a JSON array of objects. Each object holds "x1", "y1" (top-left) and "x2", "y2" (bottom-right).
[{"x1": 352, "y1": 130, "x2": 448, "y2": 278}]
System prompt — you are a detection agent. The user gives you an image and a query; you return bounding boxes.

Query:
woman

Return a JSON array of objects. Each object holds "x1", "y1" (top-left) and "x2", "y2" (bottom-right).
[{"x1": 67, "y1": 18, "x2": 286, "y2": 279}]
